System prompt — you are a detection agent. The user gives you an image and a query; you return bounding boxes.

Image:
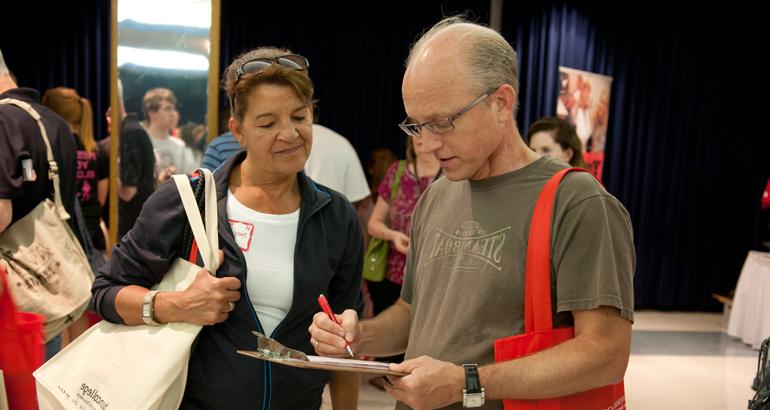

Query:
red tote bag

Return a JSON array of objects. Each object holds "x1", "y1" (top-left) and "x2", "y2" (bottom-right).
[
  {"x1": 0, "y1": 262, "x2": 44, "y2": 410},
  {"x1": 493, "y1": 168, "x2": 626, "y2": 410}
]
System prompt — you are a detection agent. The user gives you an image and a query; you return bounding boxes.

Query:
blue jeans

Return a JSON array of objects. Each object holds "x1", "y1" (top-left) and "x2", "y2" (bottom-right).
[{"x1": 45, "y1": 334, "x2": 61, "y2": 361}]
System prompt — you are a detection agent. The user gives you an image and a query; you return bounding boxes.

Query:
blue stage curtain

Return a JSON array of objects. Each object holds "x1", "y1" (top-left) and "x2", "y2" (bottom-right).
[
  {"x1": 0, "y1": 2, "x2": 111, "y2": 140},
  {"x1": 503, "y1": 2, "x2": 768, "y2": 310},
  {"x1": 6, "y1": 0, "x2": 761, "y2": 311},
  {"x1": 220, "y1": 0, "x2": 491, "y2": 161}
]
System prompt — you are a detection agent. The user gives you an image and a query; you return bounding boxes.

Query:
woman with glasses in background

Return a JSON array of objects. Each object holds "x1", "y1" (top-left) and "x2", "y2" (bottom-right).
[{"x1": 92, "y1": 47, "x2": 364, "y2": 408}]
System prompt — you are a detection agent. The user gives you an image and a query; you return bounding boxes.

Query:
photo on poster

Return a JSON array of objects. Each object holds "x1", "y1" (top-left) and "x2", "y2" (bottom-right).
[{"x1": 556, "y1": 66, "x2": 612, "y2": 180}]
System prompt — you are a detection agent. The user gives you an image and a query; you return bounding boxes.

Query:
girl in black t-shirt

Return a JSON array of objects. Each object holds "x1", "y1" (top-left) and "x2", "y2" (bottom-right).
[{"x1": 43, "y1": 87, "x2": 108, "y2": 250}]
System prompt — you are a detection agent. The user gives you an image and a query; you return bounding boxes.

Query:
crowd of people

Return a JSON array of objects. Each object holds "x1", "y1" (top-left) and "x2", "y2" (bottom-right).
[{"x1": 1, "y1": 15, "x2": 636, "y2": 409}]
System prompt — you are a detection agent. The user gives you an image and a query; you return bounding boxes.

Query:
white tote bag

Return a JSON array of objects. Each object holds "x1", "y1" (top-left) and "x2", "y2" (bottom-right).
[
  {"x1": 0, "y1": 98, "x2": 94, "y2": 342},
  {"x1": 34, "y1": 169, "x2": 219, "y2": 410}
]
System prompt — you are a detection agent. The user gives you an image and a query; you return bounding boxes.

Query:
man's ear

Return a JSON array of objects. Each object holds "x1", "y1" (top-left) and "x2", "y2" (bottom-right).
[
  {"x1": 493, "y1": 84, "x2": 516, "y2": 123},
  {"x1": 228, "y1": 117, "x2": 244, "y2": 146}
]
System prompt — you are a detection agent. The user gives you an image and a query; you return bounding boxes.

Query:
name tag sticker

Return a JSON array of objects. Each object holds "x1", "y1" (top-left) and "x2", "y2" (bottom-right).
[{"x1": 228, "y1": 219, "x2": 254, "y2": 251}]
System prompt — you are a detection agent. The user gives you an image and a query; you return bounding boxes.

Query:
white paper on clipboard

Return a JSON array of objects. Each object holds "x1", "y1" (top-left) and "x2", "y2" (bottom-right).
[
  {"x1": 236, "y1": 331, "x2": 408, "y2": 377},
  {"x1": 237, "y1": 350, "x2": 408, "y2": 376}
]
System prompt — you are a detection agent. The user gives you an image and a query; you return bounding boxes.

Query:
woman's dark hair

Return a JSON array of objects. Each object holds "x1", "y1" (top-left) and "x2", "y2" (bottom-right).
[
  {"x1": 525, "y1": 116, "x2": 586, "y2": 168},
  {"x1": 367, "y1": 147, "x2": 398, "y2": 201}
]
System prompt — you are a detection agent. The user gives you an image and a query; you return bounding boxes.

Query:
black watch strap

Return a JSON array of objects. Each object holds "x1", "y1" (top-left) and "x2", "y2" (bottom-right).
[{"x1": 462, "y1": 364, "x2": 481, "y2": 393}]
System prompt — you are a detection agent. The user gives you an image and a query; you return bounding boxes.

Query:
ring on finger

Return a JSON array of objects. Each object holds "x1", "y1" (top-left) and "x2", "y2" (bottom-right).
[{"x1": 227, "y1": 302, "x2": 235, "y2": 312}]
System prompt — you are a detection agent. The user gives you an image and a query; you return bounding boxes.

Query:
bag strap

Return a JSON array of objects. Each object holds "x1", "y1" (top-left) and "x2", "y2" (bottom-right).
[
  {"x1": 172, "y1": 168, "x2": 219, "y2": 273},
  {"x1": 524, "y1": 168, "x2": 591, "y2": 333},
  {"x1": 0, "y1": 98, "x2": 70, "y2": 220},
  {"x1": 389, "y1": 160, "x2": 407, "y2": 205}
]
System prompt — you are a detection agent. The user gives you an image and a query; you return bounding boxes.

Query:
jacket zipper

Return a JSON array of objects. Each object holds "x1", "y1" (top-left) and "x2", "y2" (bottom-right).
[
  {"x1": 265, "y1": 190, "x2": 330, "y2": 409},
  {"x1": 232, "y1": 183, "x2": 330, "y2": 410}
]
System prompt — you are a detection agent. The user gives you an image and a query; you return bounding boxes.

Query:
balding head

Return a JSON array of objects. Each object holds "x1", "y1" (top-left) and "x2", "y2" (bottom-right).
[
  {"x1": 0, "y1": 49, "x2": 8, "y2": 77},
  {"x1": 0, "y1": 49, "x2": 18, "y2": 94},
  {"x1": 405, "y1": 16, "x2": 519, "y2": 110}
]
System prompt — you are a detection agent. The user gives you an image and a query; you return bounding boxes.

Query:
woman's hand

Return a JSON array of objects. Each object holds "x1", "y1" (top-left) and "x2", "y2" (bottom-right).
[
  {"x1": 155, "y1": 251, "x2": 241, "y2": 325},
  {"x1": 158, "y1": 166, "x2": 176, "y2": 182},
  {"x1": 391, "y1": 231, "x2": 410, "y2": 254}
]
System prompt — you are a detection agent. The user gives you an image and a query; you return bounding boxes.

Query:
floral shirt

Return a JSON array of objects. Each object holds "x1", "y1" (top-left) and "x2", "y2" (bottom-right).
[{"x1": 378, "y1": 161, "x2": 435, "y2": 285}]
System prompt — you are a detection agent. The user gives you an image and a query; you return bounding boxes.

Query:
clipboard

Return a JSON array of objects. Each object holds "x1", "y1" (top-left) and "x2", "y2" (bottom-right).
[{"x1": 236, "y1": 331, "x2": 408, "y2": 377}]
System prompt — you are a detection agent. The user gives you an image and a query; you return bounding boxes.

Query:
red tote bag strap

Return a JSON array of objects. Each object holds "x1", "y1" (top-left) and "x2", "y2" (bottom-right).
[{"x1": 524, "y1": 168, "x2": 591, "y2": 334}]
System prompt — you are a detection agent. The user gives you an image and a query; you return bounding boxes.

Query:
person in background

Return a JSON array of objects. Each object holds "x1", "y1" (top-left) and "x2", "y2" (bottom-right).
[
  {"x1": 201, "y1": 130, "x2": 242, "y2": 171},
  {"x1": 526, "y1": 116, "x2": 587, "y2": 168},
  {"x1": 360, "y1": 147, "x2": 398, "y2": 249},
  {"x1": 0, "y1": 48, "x2": 80, "y2": 359},
  {"x1": 42, "y1": 87, "x2": 108, "y2": 251},
  {"x1": 310, "y1": 16, "x2": 634, "y2": 409},
  {"x1": 355, "y1": 147, "x2": 398, "y2": 326},
  {"x1": 109, "y1": 81, "x2": 158, "y2": 238},
  {"x1": 305, "y1": 123, "x2": 371, "y2": 205},
  {"x1": 142, "y1": 87, "x2": 197, "y2": 175},
  {"x1": 42, "y1": 87, "x2": 108, "y2": 344},
  {"x1": 179, "y1": 122, "x2": 206, "y2": 165},
  {"x1": 92, "y1": 47, "x2": 363, "y2": 409},
  {"x1": 366, "y1": 135, "x2": 439, "y2": 318}
]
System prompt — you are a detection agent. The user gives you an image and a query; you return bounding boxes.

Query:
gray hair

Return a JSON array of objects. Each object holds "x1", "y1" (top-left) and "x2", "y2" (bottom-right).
[
  {"x1": 0, "y1": 49, "x2": 9, "y2": 76},
  {"x1": 406, "y1": 16, "x2": 519, "y2": 107}
]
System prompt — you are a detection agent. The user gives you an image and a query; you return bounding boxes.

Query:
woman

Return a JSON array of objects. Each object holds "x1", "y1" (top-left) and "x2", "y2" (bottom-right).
[
  {"x1": 366, "y1": 135, "x2": 439, "y2": 315},
  {"x1": 526, "y1": 116, "x2": 587, "y2": 168},
  {"x1": 42, "y1": 87, "x2": 108, "y2": 250},
  {"x1": 43, "y1": 87, "x2": 108, "y2": 349},
  {"x1": 91, "y1": 47, "x2": 363, "y2": 409}
]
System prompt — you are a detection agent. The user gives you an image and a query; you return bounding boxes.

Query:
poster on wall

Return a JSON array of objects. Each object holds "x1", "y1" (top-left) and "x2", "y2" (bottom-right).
[{"x1": 556, "y1": 66, "x2": 612, "y2": 181}]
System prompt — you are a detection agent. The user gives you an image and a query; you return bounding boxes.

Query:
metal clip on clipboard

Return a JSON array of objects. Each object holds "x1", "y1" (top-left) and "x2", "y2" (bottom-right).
[{"x1": 237, "y1": 331, "x2": 408, "y2": 376}]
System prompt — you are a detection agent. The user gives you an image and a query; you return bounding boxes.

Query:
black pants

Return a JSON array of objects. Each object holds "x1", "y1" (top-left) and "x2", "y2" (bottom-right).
[{"x1": 365, "y1": 279, "x2": 405, "y2": 363}]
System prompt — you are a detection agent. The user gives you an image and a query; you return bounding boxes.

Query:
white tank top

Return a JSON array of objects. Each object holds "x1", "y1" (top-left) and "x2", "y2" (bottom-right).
[{"x1": 226, "y1": 189, "x2": 299, "y2": 336}]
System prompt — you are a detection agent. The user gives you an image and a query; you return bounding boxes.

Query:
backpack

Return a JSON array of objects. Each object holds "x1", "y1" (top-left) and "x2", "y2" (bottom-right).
[{"x1": 749, "y1": 337, "x2": 770, "y2": 410}]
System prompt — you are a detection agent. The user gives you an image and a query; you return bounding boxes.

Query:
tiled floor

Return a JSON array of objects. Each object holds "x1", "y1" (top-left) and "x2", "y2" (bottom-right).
[{"x1": 322, "y1": 311, "x2": 762, "y2": 409}]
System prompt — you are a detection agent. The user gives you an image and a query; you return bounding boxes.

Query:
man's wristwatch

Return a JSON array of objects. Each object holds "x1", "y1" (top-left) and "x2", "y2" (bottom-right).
[
  {"x1": 141, "y1": 290, "x2": 160, "y2": 325},
  {"x1": 462, "y1": 363, "x2": 485, "y2": 408}
]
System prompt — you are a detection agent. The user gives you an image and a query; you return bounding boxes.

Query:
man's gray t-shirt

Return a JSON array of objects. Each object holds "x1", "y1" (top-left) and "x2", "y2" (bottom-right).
[{"x1": 400, "y1": 157, "x2": 635, "y2": 409}]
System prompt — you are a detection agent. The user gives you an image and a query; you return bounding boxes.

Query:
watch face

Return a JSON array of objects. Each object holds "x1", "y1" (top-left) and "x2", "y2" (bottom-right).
[
  {"x1": 142, "y1": 304, "x2": 150, "y2": 317},
  {"x1": 465, "y1": 394, "x2": 484, "y2": 407}
]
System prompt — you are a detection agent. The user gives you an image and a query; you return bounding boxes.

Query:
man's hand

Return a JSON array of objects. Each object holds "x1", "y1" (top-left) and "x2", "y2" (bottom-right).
[
  {"x1": 309, "y1": 309, "x2": 360, "y2": 358},
  {"x1": 384, "y1": 356, "x2": 465, "y2": 410}
]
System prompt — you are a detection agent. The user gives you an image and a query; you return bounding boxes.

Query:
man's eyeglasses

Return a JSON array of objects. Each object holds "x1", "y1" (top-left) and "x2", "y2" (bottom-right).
[
  {"x1": 234, "y1": 54, "x2": 309, "y2": 84},
  {"x1": 398, "y1": 86, "x2": 499, "y2": 138}
]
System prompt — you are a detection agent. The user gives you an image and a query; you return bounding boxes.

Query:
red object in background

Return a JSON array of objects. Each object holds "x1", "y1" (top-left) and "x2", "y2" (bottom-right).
[
  {"x1": 762, "y1": 177, "x2": 770, "y2": 210},
  {"x1": 86, "y1": 311, "x2": 102, "y2": 327},
  {"x1": 583, "y1": 151, "x2": 604, "y2": 182},
  {"x1": 0, "y1": 264, "x2": 45, "y2": 410}
]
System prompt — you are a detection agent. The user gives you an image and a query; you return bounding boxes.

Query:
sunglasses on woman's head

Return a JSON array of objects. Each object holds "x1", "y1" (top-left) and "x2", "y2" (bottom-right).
[{"x1": 234, "y1": 54, "x2": 309, "y2": 83}]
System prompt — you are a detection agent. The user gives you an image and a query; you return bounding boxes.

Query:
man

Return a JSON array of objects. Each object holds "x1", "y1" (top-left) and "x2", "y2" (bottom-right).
[
  {"x1": 0, "y1": 48, "x2": 80, "y2": 357},
  {"x1": 142, "y1": 87, "x2": 197, "y2": 175},
  {"x1": 305, "y1": 123, "x2": 370, "y2": 203},
  {"x1": 0, "y1": 49, "x2": 78, "y2": 235},
  {"x1": 310, "y1": 17, "x2": 635, "y2": 409},
  {"x1": 201, "y1": 130, "x2": 241, "y2": 171}
]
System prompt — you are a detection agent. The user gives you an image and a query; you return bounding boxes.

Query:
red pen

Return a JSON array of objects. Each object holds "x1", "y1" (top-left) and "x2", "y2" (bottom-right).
[{"x1": 317, "y1": 294, "x2": 355, "y2": 358}]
